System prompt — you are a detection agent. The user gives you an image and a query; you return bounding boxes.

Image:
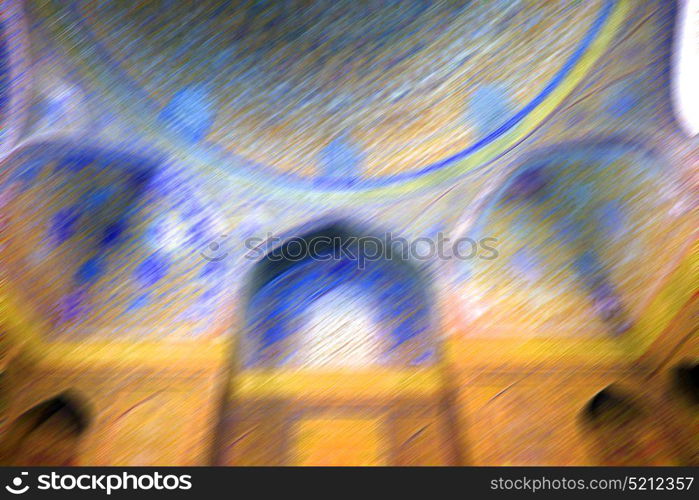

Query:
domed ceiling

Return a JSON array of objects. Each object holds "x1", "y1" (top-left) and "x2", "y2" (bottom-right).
[
  {"x1": 28, "y1": 0, "x2": 624, "y2": 195},
  {"x1": 0, "y1": 0, "x2": 695, "y2": 347}
]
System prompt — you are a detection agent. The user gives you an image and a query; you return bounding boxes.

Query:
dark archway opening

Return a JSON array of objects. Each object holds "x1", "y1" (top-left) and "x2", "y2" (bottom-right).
[
  {"x1": 0, "y1": 391, "x2": 91, "y2": 466},
  {"x1": 241, "y1": 220, "x2": 436, "y2": 368}
]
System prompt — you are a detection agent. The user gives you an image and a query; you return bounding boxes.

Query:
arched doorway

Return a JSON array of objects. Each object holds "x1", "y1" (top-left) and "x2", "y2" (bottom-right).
[{"x1": 215, "y1": 221, "x2": 461, "y2": 465}]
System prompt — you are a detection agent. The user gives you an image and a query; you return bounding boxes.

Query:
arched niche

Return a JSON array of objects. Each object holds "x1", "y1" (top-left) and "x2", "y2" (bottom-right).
[
  {"x1": 457, "y1": 139, "x2": 693, "y2": 337},
  {"x1": 0, "y1": 139, "x2": 228, "y2": 340},
  {"x1": 0, "y1": 391, "x2": 90, "y2": 466},
  {"x1": 580, "y1": 385, "x2": 690, "y2": 465},
  {"x1": 241, "y1": 220, "x2": 437, "y2": 369},
  {"x1": 216, "y1": 220, "x2": 461, "y2": 466}
]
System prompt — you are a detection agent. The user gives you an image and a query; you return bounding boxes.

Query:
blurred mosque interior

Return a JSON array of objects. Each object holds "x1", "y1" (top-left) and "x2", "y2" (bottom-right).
[{"x1": 0, "y1": 0, "x2": 697, "y2": 465}]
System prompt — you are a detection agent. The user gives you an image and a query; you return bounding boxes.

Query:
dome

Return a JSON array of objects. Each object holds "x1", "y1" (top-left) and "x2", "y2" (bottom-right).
[
  {"x1": 31, "y1": 0, "x2": 623, "y2": 191},
  {"x1": 0, "y1": 140, "x2": 230, "y2": 340}
]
